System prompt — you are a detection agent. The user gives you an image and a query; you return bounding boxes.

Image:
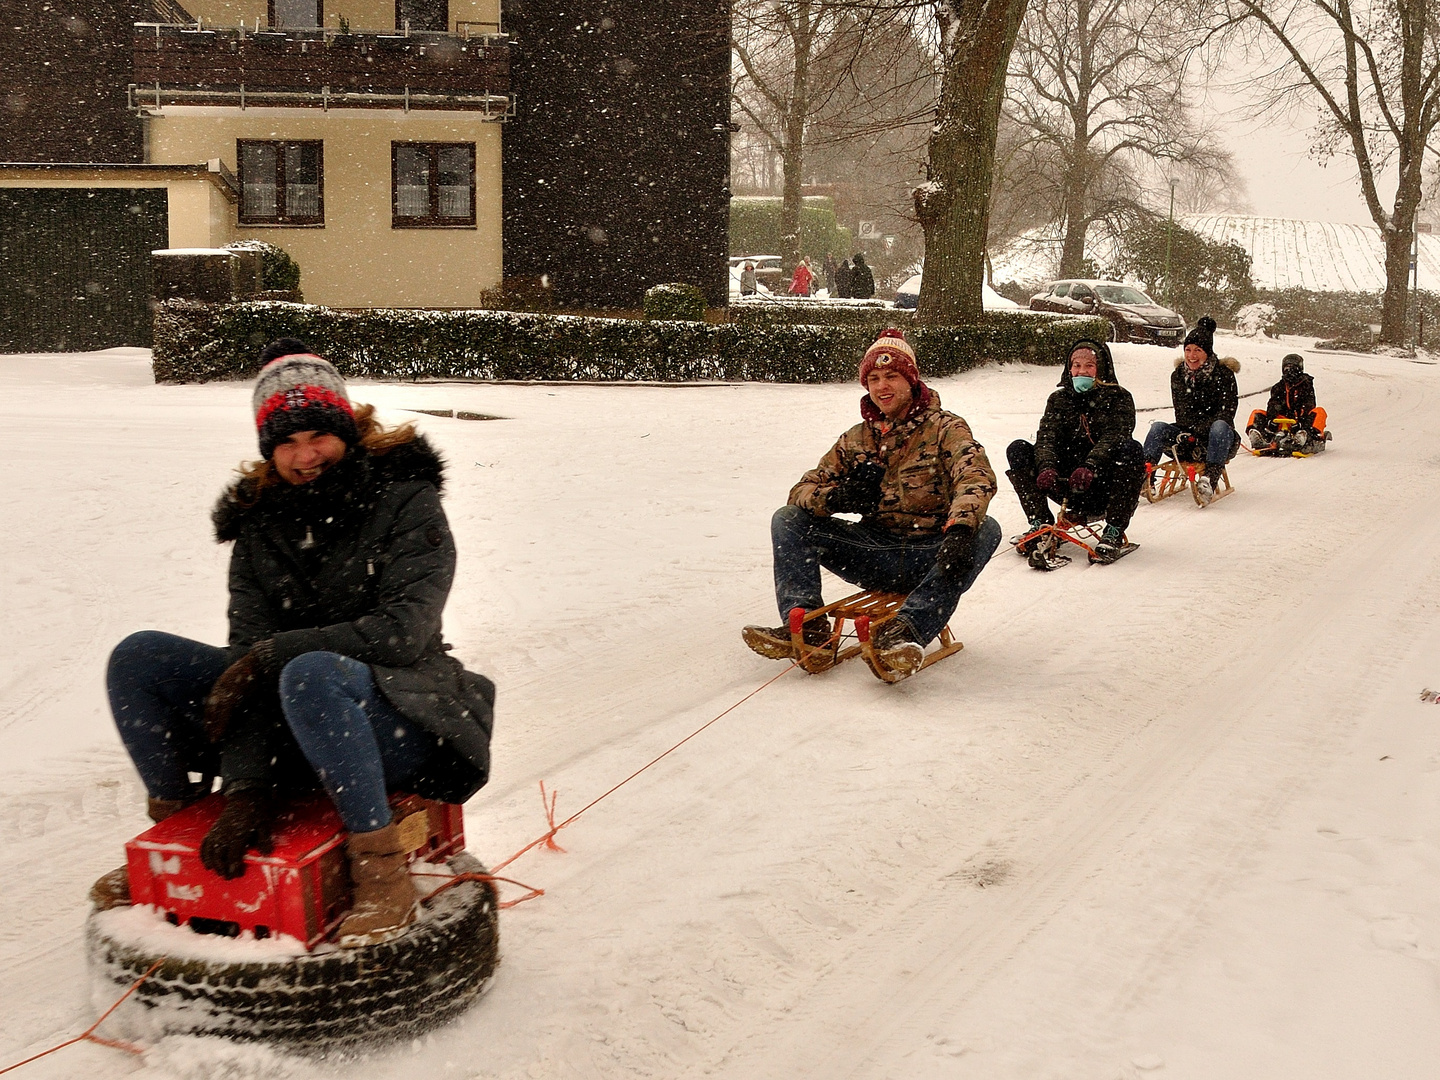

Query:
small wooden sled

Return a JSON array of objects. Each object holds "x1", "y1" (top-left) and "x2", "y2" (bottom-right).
[
  {"x1": 783, "y1": 594, "x2": 963, "y2": 683},
  {"x1": 1010, "y1": 512, "x2": 1137, "y2": 571},
  {"x1": 1143, "y1": 457, "x2": 1232, "y2": 507}
]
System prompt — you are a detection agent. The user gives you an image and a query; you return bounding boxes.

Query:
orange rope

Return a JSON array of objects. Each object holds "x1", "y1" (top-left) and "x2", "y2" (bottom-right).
[
  {"x1": 0, "y1": 957, "x2": 163, "y2": 1075},
  {"x1": 489, "y1": 661, "x2": 799, "y2": 878}
]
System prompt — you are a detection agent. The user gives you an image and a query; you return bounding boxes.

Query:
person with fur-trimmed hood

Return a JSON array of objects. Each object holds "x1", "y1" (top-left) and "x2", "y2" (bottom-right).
[
  {"x1": 1142, "y1": 315, "x2": 1241, "y2": 503},
  {"x1": 1245, "y1": 352, "x2": 1329, "y2": 453},
  {"x1": 1006, "y1": 338, "x2": 1144, "y2": 564},
  {"x1": 742, "y1": 329, "x2": 1001, "y2": 680},
  {"x1": 102, "y1": 339, "x2": 495, "y2": 947}
]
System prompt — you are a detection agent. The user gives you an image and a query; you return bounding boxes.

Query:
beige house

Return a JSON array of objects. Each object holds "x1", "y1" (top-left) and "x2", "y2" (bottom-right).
[{"x1": 130, "y1": 0, "x2": 509, "y2": 307}]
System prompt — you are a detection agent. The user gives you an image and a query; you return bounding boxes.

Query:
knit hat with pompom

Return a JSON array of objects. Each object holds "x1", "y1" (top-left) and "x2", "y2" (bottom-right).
[
  {"x1": 252, "y1": 338, "x2": 358, "y2": 459},
  {"x1": 858, "y1": 328, "x2": 920, "y2": 387}
]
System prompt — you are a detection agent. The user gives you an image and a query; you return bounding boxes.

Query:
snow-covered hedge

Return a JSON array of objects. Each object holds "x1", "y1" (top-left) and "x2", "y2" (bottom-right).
[
  {"x1": 643, "y1": 283, "x2": 707, "y2": 322},
  {"x1": 151, "y1": 300, "x2": 1109, "y2": 384},
  {"x1": 730, "y1": 301, "x2": 908, "y2": 329}
]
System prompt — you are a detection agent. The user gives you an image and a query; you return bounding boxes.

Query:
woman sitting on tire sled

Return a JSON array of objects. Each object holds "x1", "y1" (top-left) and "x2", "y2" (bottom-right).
[{"x1": 105, "y1": 340, "x2": 495, "y2": 946}]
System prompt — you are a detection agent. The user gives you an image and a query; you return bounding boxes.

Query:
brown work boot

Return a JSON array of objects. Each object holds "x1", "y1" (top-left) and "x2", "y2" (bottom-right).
[
  {"x1": 741, "y1": 614, "x2": 831, "y2": 660},
  {"x1": 337, "y1": 823, "x2": 418, "y2": 947},
  {"x1": 148, "y1": 796, "x2": 193, "y2": 823},
  {"x1": 89, "y1": 866, "x2": 131, "y2": 910}
]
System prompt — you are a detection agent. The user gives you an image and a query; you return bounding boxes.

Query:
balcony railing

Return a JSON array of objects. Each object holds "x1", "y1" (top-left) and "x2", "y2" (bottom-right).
[{"x1": 131, "y1": 24, "x2": 511, "y2": 116}]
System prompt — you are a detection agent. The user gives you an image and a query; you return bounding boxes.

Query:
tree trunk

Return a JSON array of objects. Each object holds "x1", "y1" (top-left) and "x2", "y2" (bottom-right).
[
  {"x1": 1381, "y1": 226, "x2": 1413, "y2": 344},
  {"x1": 914, "y1": 0, "x2": 1029, "y2": 325},
  {"x1": 1057, "y1": 177, "x2": 1090, "y2": 278}
]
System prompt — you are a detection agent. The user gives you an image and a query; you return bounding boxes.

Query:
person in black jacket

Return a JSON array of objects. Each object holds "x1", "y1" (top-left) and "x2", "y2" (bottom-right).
[
  {"x1": 1141, "y1": 315, "x2": 1240, "y2": 503},
  {"x1": 1006, "y1": 338, "x2": 1144, "y2": 563},
  {"x1": 849, "y1": 253, "x2": 875, "y2": 299},
  {"x1": 104, "y1": 340, "x2": 495, "y2": 946},
  {"x1": 1246, "y1": 352, "x2": 1328, "y2": 453}
]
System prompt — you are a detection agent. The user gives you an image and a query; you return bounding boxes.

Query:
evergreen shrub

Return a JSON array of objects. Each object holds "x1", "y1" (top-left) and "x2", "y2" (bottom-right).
[
  {"x1": 151, "y1": 300, "x2": 1109, "y2": 384},
  {"x1": 643, "y1": 282, "x2": 707, "y2": 321},
  {"x1": 729, "y1": 197, "x2": 852, "y2": 261},
  {"x1": 225, "y1": 240, "x2": 302, "y2": 295}
]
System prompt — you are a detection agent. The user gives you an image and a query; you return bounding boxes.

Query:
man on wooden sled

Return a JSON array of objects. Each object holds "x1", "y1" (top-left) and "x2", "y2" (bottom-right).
[
  {"x1": 741, "y1": 330, "x2": 1001, "y2": 682},
  {"x1": 1006, "y1": 338, "x2": 1145, "y2": 570}
]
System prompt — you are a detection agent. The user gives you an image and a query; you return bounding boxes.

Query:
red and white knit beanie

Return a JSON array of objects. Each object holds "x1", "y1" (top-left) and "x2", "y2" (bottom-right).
[
  {"x1": 858, "y1": 328, "x2": 920, "y2": 387},
  {"x1": 252, "y1": 338, "x2": 358, "y2": 459}
]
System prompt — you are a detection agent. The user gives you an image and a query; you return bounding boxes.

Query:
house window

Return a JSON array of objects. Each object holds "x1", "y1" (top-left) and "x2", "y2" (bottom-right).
[
  {"x1": 396, "y1": 0, "x2": 448, "y2": 32},
  {"x1": 392, "y1": 143, "x2": 475, "y2": 227},
  {"x1": 270, "y1": 0, "x2": 322, "y2": 28},
  {"x1": 238, "y1": 141, "x2": 324, "y2": 226}
]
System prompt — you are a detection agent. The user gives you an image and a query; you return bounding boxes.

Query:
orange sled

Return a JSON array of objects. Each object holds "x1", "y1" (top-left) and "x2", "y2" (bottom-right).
[
  {"x1": 1011, "y1": 511, "x2": 1137, "y2": 570},
  {"x1": 782, "y1": 593, "x2": 963, "y2": 683}
]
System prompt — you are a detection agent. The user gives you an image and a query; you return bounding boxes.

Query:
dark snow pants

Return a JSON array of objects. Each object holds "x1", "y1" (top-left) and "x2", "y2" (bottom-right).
[
  {"x1": 107, "y1": 631, "x2": 440, "y2": 832},
  {"x1": 770, "y1": 506, "x2": 1001, "y2": 645},
  {"x1": 1005, "y1": 438, "x2": 1145, "y2": 532}
]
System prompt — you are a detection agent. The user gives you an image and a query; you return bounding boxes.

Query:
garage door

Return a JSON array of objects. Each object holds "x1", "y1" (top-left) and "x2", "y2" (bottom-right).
[{"x1": 0, "y1": 188, "x2": 168, "y2": 352}]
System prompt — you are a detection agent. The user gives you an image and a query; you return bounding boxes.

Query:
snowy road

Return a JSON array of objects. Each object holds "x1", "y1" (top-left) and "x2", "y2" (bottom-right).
[{"x1": 1, "y1": 336, "x2": 1437, "y2": 1079}]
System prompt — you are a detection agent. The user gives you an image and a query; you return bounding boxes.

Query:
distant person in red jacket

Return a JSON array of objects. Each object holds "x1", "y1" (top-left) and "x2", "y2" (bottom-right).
[{"x1": 789, "y1": 258, "x2": 814, "y2": 297}]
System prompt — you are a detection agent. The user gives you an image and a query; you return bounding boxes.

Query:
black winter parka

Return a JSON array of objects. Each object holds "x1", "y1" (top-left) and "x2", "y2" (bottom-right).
[
  {"x1": 1263, "y1": 372, "x2": 1316, "y2": 420},
  {"x1": 1034, "y1": 338, "x2": 1137, "y2": 474},
  {"x1": 1171, "y1": 355, "x2": 1240, "y2": 433},
  {"x1": 212, "y1": 437, "x2": 494, "y2": 804}
]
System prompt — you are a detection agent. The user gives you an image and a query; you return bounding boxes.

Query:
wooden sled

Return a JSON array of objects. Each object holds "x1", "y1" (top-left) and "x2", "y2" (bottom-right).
[
  {"x1": 1010, "y1": 511, "x2": 1137, "y2": 570},
  {"x1": 783, "y1": 594, "x2": 963, "y2": 683},
  {"x1": 1143, "y1": 457, "x2": 1232, "y2": 507}
]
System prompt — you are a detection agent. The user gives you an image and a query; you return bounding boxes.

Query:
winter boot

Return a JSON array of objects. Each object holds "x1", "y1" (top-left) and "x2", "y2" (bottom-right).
[
  {"x1": 870, "y1": 616, "x2": 924, "y2": 680},
  {"x1": 148, "y1": 796, "x2": 192, "y2": 823},
  {"x1": 742, "y1": 614, "x2": 832, "y2": 660},
  {"x1": 1014, "y1": 517, "x2": 1053, "y2": 555},
  {"x1": 1248, "y1": 427, "x2": 1271, "y2": 451},
  {"x1": 1092, "y1": 524, "x2": 1127, "y2": 564},
  {"x1": 1196, "y1": 464, "x2": 1223, "y2": 505},
  {"x1": 337, "y1": 823, "x2": 419, "y2": 947},
  {"x1": 89, "y1": 866, "x2": 131, "y2": 911}
]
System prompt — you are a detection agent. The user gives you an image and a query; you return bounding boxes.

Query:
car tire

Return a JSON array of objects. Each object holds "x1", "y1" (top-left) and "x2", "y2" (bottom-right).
[
  {"x1": 1107, "y1": 320, "x2": 1122, "y2": 342},
  {"x1": 85, "y1": 853, "x2": 499, "y2": 1052}
]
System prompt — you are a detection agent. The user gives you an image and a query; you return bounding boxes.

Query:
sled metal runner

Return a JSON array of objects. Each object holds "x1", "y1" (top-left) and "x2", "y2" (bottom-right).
[
  {"x1": 1011, "y1": 512, "x2": 1137, "y2": 571},
  {"x1": 784, "y1": 594, "x2": 963, "y2": 682},
  {"x1": 1143, "y1": 457, "x2": 1232, "y2": 506}
]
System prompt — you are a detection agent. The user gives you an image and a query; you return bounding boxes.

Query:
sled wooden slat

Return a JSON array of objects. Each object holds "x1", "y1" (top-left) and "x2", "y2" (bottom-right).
[
  {"x1": 1143, "y1": 458, "x2": 1232, "y2": 506},
  {"x1": 787, "y1": 590, "x2": 962, "y2": 680}
]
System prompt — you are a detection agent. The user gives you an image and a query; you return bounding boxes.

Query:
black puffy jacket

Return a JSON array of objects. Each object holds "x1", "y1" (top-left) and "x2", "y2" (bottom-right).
[
  {"x1": 1034, "y1": 338, "x2": 1137, "y2": 473},
  {"x1": 1264, "y1": 372, "x2": 1316, "y2": 420},
  {"x1": 1171, "y1": 355, "x2": 1240, "y2": 433},
  {"x1": 212, "y1": 436, "x2": 494, "y2": 803}
]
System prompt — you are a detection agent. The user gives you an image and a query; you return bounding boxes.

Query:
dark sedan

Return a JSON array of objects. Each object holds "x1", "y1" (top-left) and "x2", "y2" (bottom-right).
[{"x1": 1029, "y1": 279, "x2": 1186, "y2": 345}]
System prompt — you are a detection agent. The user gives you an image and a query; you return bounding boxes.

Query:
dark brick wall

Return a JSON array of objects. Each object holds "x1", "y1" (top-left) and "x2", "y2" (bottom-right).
[
  {"x1": 501, "y1": 0, "x2": 731, "y2": 309},
  {"x1": 0, "y1": 1, "x2": 147, "y2": 163}
]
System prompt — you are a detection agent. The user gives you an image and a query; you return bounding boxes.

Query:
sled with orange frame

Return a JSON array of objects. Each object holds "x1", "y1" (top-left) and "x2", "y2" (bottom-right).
[
  {"x1": 1245, "y1": 409, "x2": 1331, "y2": 457},
  {"x1": 780, "y1": 593, "x2": 964, "y2": 683},
  {"x1": 1010, "y1": 504, "x2": 1137, "y2": 571}
]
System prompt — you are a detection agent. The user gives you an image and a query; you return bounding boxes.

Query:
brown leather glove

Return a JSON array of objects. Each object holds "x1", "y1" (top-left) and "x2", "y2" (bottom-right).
[
  {"x1": 199, "y1": 785, "x2": 278, "y2": 879},
  {"x1": 203, "y1": 640, "x2": 277, "y2": 743}
]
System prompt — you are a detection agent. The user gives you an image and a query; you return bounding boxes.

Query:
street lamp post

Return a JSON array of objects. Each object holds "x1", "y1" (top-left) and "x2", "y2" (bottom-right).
[{"x1": 1164, "y1": 177, "x2": 1179, "y2": 310}]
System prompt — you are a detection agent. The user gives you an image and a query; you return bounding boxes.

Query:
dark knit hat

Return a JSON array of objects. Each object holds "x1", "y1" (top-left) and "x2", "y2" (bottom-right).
[
  {"x1": 859, "y1": 328, "x2": 920, "y2": 387},
  {"x1": 1281, "y1": 352, "x2": 1305, "y2": 376},
  {"x1": 252, "y1": 340, "x2": 358, "y2": 459},
  {"x1": 1183, "y1": 315, "x2": 1217, "y2": 358}
]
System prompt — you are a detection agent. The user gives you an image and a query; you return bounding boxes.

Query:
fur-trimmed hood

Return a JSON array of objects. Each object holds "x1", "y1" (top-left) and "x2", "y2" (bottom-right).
[
  {"x1": 212, "y1": 435, "x2": 446, "y2": 543},
  {"x1": 1174, "y1": 355, "x2": 1241, "y2": 374}
]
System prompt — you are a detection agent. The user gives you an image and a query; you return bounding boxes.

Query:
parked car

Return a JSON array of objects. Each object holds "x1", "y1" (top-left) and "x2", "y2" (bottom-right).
[
  {"x1": 1028, "y1": 279, "x2": 1185, "y2": 345},
  {"x1": 893, "y1": 274, "x2": 1021, "y2": 311},
  {"x1": 728, "y1": 255, "x2": 785, "y2": 288}
]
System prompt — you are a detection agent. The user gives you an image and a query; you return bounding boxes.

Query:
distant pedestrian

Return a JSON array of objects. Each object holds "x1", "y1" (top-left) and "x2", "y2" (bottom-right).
[
  {"x1": 790, "y1": 258, "x2": 814, "y2": 297},
  {"x1": 740, "y1": 261, "x2": 757, "y2": 297},
  {"x1": 823, "y1": 254, "x2": 838, "y2": 297},
  {"x1": 849, "y1": 253, "x2": 875, "y2": 299},
  {"x1": 834, "y1": 259, "x2": 852, "y2": 299}
]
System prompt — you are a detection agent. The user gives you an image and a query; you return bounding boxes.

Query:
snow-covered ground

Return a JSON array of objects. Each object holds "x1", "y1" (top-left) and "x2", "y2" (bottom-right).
[
  {"x1": 2, "y1": 334, "x2": 1438, "y2": 1079},
  {"x1": 992, "y1": 213, "x2": 1440, "y2": 293}
]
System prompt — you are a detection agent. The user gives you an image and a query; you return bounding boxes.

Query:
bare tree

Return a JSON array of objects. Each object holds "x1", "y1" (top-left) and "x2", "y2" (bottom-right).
[
  {"x1": 1006, "y1": 0, "x2": 1237, "y2": 279},
  {"x1": 1220, "y1": 0, "x2": 1440, "y2": 342},
  {"x1": 912, "y1": 0, "x2": 1030, "y2": 324}
]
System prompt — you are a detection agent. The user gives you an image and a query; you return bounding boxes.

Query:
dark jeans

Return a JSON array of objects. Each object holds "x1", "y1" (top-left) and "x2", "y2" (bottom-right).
[
  {"x1": 1143, "y1": 419, "x2": 1238, "y2": 466},
  {"x1": 1005, "y1": 438, "x2": 1145, "y2": 532},
  {"x1": 107, "y1": 631, "x2": 439, "y2": 833},
  {"x1": 770, "y1": 506, "x2": 1001, "y2": 645}
]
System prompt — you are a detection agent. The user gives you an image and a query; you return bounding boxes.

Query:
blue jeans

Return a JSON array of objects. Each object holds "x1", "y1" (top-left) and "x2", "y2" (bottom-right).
[
  {"x1": 1143, "y1": 420, "x2": 1237, "y2": 465},
  {"x1": 107, "y1": 631, "x2": 439, "y2": 833},
  {"x1": 770, "y1": 506, "x2": 1001, "y2": 645}
]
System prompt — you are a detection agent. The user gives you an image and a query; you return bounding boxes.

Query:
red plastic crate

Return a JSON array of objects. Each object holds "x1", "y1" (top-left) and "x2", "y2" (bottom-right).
[{"x1": 126, "y1": 792, "x2": 465, "y2": 949}]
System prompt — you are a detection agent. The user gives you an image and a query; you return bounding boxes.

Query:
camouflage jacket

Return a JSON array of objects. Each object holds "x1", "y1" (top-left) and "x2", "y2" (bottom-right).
[{"x1": 788, "y1": 387, "x2": 997, "y2": 536}]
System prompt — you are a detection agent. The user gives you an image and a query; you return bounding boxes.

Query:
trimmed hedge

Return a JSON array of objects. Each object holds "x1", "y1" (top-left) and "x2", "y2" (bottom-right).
[
  {"x1": 730, "y1": 301, "x2": 908, "y2": 329},
  {"x1": 151, "y1": 300, "x2": 1110, "y2": 384},
  {"x1": 643, "y1": 283, "x2": 706, "y2": 322}
]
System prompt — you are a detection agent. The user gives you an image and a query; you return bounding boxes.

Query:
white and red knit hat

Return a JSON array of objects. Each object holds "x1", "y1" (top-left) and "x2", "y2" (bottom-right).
[
  {"x1": 251, "y1": 338, "x2": 358, "y2": 459},
  {"x1": 858, "y1": 328, "x2": 920, "y2": 387}
]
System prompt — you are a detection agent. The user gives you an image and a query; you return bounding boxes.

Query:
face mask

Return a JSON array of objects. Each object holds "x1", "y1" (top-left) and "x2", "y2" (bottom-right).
[{"x1": 1071, "y1": 375, "x2": 1096, "y2": 393}]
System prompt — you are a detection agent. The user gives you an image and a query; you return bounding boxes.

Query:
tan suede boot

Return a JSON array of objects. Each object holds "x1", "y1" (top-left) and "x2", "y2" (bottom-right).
[
  {"x1": 337, "y1": 823, "x2": 418, "y2": 947},
  {"x1": 91, "y1": 796, "x2": 193, "y2": 909},
  {"x1": 147, "y1": 796, "x2": 191, "y2": 823}
]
